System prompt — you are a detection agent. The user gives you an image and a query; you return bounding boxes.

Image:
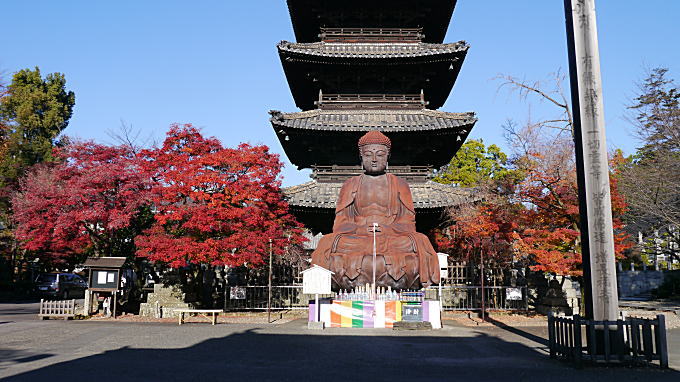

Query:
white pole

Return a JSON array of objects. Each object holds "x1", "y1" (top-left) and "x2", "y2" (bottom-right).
[
  {"x1": 372, "y1": 222, "x2": 378, "y2": 297},
  {"x1": 438, "y1": 276, "x2": 443, "y2": 326}
]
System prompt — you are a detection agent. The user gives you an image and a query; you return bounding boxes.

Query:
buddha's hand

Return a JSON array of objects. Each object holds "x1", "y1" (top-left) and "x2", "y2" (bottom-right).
[
  {"x1": 335, "y1": 222, "x2": 359, "y2": 234},
  {"x1": 365, "y1": 224, "x2": 397, "y2": 235}
]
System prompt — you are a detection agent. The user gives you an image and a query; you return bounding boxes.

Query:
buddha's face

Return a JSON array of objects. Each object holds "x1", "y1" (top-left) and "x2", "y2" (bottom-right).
[{"x1": 360, "y1": 144, "x2": 389, "y2": 175}]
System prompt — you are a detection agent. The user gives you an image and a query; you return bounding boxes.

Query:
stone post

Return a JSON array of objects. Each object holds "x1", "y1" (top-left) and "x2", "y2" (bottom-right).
[{"x1": 564, "y1": 0, "x2": 619, "y2": 321}]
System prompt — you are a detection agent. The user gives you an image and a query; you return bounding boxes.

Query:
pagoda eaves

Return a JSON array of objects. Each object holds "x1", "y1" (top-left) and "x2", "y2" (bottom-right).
[
  {"x1": 279, "y1": 40, "x2": 468, "y2": 111},
  {"x1": 274, "y1": 0, "x2": 475, "y2": 233},
  {"x1": 270, "y1": 109, "x2": 476, "y2": 169},
  {"x1": 287, "y1": 0, "x2": 457, "y2": 44}
]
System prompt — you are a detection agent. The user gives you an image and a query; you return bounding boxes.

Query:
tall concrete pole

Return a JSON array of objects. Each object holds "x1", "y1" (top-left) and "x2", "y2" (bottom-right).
[{"x1": 564, "y1": 0, "x2": 619, "y2": 321}]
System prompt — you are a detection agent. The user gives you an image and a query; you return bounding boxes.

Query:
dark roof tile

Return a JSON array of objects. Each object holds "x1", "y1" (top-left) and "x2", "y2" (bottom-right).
[{"x1": 284, "y1": 180, "x2": 477, "y2": 209}]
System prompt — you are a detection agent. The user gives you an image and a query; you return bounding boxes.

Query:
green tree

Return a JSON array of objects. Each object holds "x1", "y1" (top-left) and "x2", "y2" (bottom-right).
[
  {"x1": 0, "y1": 67, "x2": 75, "y2": 193},
  {"x1": 0, "y1": 67, "x2": 74, "y2": 281},
  {"x1": 628, "y1": 67, "x2": 679, "y2": 155},
  {"x1": 433, "y1": 139, "x2": 522, "y2": 188}
]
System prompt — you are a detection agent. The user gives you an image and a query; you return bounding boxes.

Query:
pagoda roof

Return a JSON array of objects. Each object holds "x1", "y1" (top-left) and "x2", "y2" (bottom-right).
[
  {"x1": 279, "y1": 41, "x2": 466, "y2": 58},
  {"x1": 287, "y1": 0, "x2": 457, "y2": 44},
  {"x1": 284, "y1": 179, "x2": 477, "y2": 233},
  {"x1": 278, "y1": 41, "x2": 468, "y2": 111},
  {"x1": 285, "y1": 180, "x2": 474, "y2": 209},
  {"x1": 270, "y1": 109, "x2": 476, "y2": 169}
]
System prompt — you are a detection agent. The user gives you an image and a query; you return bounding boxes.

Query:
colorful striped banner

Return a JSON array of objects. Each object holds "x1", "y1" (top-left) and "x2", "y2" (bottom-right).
[{"x1": 309, "y1": 299, "x2": 441, "y2": 329}]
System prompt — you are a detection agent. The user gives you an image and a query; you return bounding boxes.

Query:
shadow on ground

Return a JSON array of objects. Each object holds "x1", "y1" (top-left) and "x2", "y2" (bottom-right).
[
  {"x1": 485, "y1": 316, "x2": 549, "y2": 346},
  {"x1": 2, "y1": 322, "x2": 678, "y2": 382}
]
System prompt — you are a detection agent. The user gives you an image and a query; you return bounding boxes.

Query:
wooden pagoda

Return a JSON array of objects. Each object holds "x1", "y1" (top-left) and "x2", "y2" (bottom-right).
[{"x1": 270, "y1": 0, "x2": 477, "y2": 234}]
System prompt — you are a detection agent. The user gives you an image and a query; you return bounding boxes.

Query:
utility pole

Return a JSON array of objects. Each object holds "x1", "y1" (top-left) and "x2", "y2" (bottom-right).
[
  {"x1": 267, "y1": 239, "x2": 273, "y2": 323},
  {"x1": 480, "y1": 251, "x2": 485, "y2": 322},
  {"x1": 563, "y1": 0, "x2": 619, "y2": 321}
]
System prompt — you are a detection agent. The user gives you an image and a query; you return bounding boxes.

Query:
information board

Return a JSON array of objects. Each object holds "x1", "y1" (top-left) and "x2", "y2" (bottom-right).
[
  {"x1": 506, "y1": 287, "x2": 523, "y2": 301},
  {"x1": 302, "y1": 266, "x2": 332, "y2": 295},
  {"x1": 89, "y1": 269, "x2": 119, "y2": 290},
  {"x1": 230, "y1": 286, "x2": 246, "y2": 300},
  {"x1": 402, "y1": 303, "x2": 423, "y2": 322}
]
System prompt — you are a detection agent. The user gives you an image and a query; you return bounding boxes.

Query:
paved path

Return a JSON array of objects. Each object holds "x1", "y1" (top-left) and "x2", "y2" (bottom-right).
[{"x1": 1, "y1": 302, "x2": 678, "y2": 381}]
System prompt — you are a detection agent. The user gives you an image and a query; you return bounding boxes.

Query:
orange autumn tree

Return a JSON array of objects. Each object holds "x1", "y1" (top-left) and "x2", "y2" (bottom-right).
[
  {"x1": 436, "y1": 122, "x2": 632, "y2": 277},
  {"x1": 436, "y1": 199, "x2": 524, "y2": 268},
  {"x1": 506, "y1": 115, "x2": 632, "y2": 275}
]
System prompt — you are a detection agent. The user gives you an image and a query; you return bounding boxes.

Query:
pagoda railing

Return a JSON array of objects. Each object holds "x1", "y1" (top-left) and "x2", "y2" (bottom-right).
[
  {"x1": 312, "y1": 165, "x2": 432, "y2": 183},
  {"x1": 320, "y1": 27, "x2": 423, "y2": 43},
  {"x1": 316, "y1": 93, "x2": 428, "y2": 110}
]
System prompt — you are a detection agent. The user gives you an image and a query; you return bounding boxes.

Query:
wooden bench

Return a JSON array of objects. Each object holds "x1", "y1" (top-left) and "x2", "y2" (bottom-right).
[
  {"x1": 39, "y1": 299, "x2": 76, "y2": 320},
  {"x1": 175, "y1": 309, "x2": 222, "y2": 325}
]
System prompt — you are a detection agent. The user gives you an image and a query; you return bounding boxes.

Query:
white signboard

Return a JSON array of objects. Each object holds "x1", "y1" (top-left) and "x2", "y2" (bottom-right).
[
  {"x1": 302, "y1": 265, "x2": 333, "y2": 295},
  {"x1": 230, "y1": 286, "x2": 246, "y2": 300},
  {"x1": 506, "y1": 287, "x2": 523, "y2": 301},
  {"x1": 437, "y1": 253, "x2": 448, "y2": 279}
]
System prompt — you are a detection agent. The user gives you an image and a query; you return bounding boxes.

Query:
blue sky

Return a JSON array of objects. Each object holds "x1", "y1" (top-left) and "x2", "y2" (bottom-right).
[{"x1": 2, "y1": 1, "x2": 678, "y2": 186}]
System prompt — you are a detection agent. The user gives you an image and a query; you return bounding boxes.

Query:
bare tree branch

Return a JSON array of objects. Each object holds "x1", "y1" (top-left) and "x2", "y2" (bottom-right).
[{"x1": 105, "y1": 120, "x2": 152, "y2": 153}]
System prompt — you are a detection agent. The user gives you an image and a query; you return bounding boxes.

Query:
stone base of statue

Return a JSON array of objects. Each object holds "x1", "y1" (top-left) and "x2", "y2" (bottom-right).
[
  {"x1": 307, "y1": 321, "x2": 325, "y2": 330},
  {"x1": 393, "y1": 321, "x2": 433, "y2": 331}
]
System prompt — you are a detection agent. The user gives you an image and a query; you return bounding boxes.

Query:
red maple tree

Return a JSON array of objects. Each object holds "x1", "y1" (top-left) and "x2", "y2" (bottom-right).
[
  {"x1": 134, "y1": 124, "x2": 303, "y2": 268},
  {"x1": 12, "y1": 141, "x2": 151, "y2": 265},
  {"x1": 436, "y1": 200, "x2": 522, "y2": 266}
]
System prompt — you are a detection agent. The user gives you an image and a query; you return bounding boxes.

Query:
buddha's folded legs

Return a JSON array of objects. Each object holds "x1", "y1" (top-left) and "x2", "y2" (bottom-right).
[
  {"x1": 310, "y1": 232, "x2": 424, "y2": 290},
  {"x1": 329, "y1": 253, "x2": 421, "y2": 291},
  {"x1": 311, "y1": 231, "x2": 440, "y2": 291}
]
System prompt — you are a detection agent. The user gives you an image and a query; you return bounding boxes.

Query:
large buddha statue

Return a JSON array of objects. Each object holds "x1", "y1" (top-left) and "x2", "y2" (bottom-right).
[{"x1": 311, "y1": 131, "x2": 440, "y2": 291}]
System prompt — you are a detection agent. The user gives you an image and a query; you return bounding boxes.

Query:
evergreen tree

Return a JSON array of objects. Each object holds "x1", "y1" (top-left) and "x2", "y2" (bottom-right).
[
  {"x1": 619, "y1": 67, "x2": 680, "y2": 262},
  {"x1": 629, "y1": 67, "x2": 679, "y2": 155},
  {"x1": 433, "y1": 139, "x2": 523, "y2": 189},
  {"x1": 0, "y1": 67, "x2": 75, "y2": 194}
]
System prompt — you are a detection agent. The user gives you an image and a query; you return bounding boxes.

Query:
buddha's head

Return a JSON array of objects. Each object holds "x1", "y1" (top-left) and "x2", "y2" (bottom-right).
[{"x1": 358, "y1": 130, "x2": 391, "y2": 175}]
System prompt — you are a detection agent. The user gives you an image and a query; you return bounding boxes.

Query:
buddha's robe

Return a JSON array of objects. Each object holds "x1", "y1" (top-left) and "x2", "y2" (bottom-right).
[{"x1": 311, "y1": 173, "x2": 440, "y2": 290}]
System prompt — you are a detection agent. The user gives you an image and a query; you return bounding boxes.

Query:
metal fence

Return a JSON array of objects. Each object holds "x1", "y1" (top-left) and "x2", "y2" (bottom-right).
[
  {"x1": 223, "y1": 286, "x2": 332, "y2": 311},
  {"x1": 425, "y1": 286, "x2": 528, "y2": 311},
  {"x1": 223, "y1": 285, "x2": 528, "y2": 312}
]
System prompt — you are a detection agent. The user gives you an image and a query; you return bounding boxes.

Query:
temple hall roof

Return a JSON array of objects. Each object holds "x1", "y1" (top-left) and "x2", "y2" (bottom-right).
[
  {"x1": 278, "y1": 41, "x2": 468, "y2": 111},
  {"x1": 287, "y1": 0, "x2": 457, "y2": 44},
  {"x1": 270, "y1": 109, "x2": 476, "y2": 169}
]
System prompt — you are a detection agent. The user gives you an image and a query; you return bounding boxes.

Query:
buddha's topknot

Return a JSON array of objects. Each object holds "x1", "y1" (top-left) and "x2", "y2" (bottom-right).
[{"x1": 358, "y1": 130, "x2": 391, "y2": 150}]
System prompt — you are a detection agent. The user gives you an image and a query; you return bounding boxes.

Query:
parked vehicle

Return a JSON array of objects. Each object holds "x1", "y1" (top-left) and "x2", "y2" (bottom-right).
[{"x1": 35, "y1": 273, "x2": 88, "y2": 299}]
